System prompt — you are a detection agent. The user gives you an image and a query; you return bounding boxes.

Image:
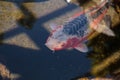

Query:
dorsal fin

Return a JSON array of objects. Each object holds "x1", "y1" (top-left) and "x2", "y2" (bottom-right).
[
  {"x1": 93, "y1": 16, "x2": 115, "y2": 36},
  {"x1": 74, "y1": 43, "x2": 88, "y2": 52}
]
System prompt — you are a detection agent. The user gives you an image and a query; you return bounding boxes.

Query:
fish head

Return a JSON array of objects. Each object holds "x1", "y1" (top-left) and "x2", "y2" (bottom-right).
[{"x1": 45, "y1": 29, "x2": 68, "y2": 51}]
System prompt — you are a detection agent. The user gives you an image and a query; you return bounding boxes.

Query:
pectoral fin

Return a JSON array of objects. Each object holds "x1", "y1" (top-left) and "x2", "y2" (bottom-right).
[
  {"x1": 74, "y1": 43, "x2": 88, "y2": 52},
  {"x1": 93, "y1": 15, "x2": 115, "y2": 36}
]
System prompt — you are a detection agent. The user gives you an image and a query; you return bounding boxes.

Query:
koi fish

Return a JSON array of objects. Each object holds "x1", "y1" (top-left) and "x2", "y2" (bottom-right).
[{"x1": 45, "y1": 0, "x2": 115, "y2": 52}]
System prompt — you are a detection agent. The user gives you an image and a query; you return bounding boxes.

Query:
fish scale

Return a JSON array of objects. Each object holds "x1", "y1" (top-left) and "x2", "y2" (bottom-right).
[{"x1": 62, "y1": 14, "x2": 89, "y2": 37}]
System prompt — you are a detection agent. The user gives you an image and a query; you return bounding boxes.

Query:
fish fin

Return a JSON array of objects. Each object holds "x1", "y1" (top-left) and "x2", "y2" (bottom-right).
[
  {"x1": 74, "y1": 43, "x2": 88, "y2": 52},
  {"x1": 49, "y1": 23, "x2": 60, "y2": 31},
  {"x1": 103, "y1": 15, "x2": 115, "y2": 36},
  {"x1": 93, "y1": 15, "x2": 115, "y2": 36}
]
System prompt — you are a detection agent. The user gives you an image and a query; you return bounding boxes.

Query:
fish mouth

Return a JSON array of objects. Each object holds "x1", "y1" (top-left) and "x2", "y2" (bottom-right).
[
  {"x1": 45, "y1": 43, "x2": 55, "y2": 51},
  {"x1": 45, "y1": 44, "x2": 61, "y2": 51},
  {"x1": 45, "y1": 42, "x2": 65, "y2": 51}
]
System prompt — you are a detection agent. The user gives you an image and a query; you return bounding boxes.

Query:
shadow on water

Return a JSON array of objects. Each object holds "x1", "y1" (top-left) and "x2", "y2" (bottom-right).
[
  {"x1": 3, "y1": 3, "x2": 78, "y2": 49},
  {"x1": 2, "y1": 0, "x2": 42, "y2": 29},
  {"x1": 16, "y1": 4, "x2": 36, "y2": 29},
  {"x1": 1, "y1": 0, "x2": 48, "y2": 29},
  {"x1": 0, "y1": 1, "x2": 91, "y2": 80}
]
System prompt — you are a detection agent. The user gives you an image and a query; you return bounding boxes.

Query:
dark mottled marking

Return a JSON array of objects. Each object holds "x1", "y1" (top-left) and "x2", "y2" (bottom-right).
[{"x1": 63, "y1": 14, "x2": 89, "y2": 37}]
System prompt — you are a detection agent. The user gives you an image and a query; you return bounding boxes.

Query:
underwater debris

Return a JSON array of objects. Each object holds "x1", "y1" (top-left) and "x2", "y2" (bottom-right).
[
  {"x1": 87, "y1": 19, "x2": 120, "y2": 77},
  {"x1": 91, "y1": 50, "x2": 120, "y2": 76},
  {"x1": 0, "y1": 63, "x2": 20, "y2": 80},
  {"x1": 112, "y1": 0, "x2": 120, "y2": 14}
]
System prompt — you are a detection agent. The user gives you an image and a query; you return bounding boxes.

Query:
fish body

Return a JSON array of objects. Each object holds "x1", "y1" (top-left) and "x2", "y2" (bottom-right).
[{"x1": 45, "y1": 0, "x2": 115, "y2": 52}]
